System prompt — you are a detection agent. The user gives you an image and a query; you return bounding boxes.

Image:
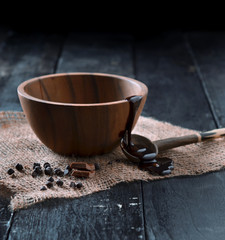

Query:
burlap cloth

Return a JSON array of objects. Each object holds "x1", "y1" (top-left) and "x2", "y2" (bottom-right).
[{"x1": 1, "y1": 111, "x2": 225, "y2": 211}]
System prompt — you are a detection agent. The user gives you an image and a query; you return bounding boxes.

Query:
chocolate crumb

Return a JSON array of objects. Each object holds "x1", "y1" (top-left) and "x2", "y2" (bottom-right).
[
  {"x1": 7, "y1": 168, "x2": 15, "y2": 175},
  {"x1": 15, "y1": 163, "x2": 23, "y2": 171},
  {"x1": 65, "y1": 165, "x2": 72, "y2": 171},
  {"x1": 63, "y1": 169, "x2": 70, "y2": 176},
  {"x1": 54, "y1": 168, "x2": 64, "y2": 177},
  {"x1": 34, "y1": 166, "x2": 43, "y2": 175},
  {"x1": 76, "y1": 182, "x2": 83, "y2": 189},
  {"x1": 56, "y1": 179, "x2": 63, "y2": 187},
  {"x1": 47, "y1": 176, "x2": 54, "y2": 182},
  {"x1": 43, "y1": 162, "x2": 51, "y2": 169},
  {"x1": 44, "y1": 167, "x2": 53, "y2": 176},
  {"x1": 32, "y1": 170, "x2": 38, "y2": 178},
  {"x1": 70, "y1": 182, "x2": 76, "y2": 189},
  {"x1": 94, "y1": 163, "x2": 100, "y2": 170},
  {"x1": 33, "y1": 163, "x2": 41, "y2": 169},
  {"x1": 46, "y1": 181, "x2": 53, "y2": 188}
]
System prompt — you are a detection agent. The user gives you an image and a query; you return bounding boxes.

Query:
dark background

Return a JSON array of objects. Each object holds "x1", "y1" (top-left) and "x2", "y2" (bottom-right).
[{"x1": 0, "y1": 5, "x2": 223, "y2": 34}]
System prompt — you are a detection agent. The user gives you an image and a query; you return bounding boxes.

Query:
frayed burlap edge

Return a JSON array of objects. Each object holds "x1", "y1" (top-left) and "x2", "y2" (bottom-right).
[{"x1": 1, "y1": 111, "x2": 225, "y2": 211}]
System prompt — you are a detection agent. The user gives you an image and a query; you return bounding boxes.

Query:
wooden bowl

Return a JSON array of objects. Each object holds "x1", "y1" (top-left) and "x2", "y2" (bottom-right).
[{"x1": 17, "y1": 73, "x2": 148, "y2": 156}]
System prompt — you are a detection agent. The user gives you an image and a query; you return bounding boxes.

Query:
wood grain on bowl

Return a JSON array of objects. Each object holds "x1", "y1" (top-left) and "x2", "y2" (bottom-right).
[{"x1": 17, "y1": 73, "x2": 148, "y2": 156}]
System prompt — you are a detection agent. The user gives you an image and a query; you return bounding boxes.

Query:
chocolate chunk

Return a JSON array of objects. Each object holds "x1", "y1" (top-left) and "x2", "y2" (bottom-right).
[
  {"x1": 76, "y1": 182, "x2": 83, "y2": 189},
  {"x1": 54, "y1": 168, "x2": 64, "y2": 177},
  {"x1": 44, "y1": 167, "x2": 53, "y2": 176},
  {"x1": 70, "y1": 182, "x2": 76, "y2": 189},
  {"x1": 33, "y1": 162, "x2": 41, "y2": 169},
  {"x1": 65, "y1": 165, "x2": 72, "y2": 171},
  {"x1": 64, "y1": 165, "x2": 72, "y2": 176},
  {"x1": 47, "y1": 176, "x2": 54, "y2": 182},
  {"x1": 56, "y1": 179, "x2": 63, "y2": 187},
  {"x1": 72, "y1": 170, "x2": 95, "y2": 178},
  {"x1": 64, "y1": 169, "x2": 70, "y2": 176},
  {"x1": 139, "y1": 157, "x2": 174, "y2": 176},
  {"x1": 7, "y1": 168, "x2": 15, "y2": 175},
  {"x1": 40, "y1": 186, "x2": 47, "y2": 191},
  {"x1": 32, "y1": 170, "x2": 38, "y2": 178},
  {"x1": 168, "y1": 165, "x2": 174, "y2": 170},
  {"x1": 161, "y1": 169, "x2": 172, "y2": 176},
  {"x1": 46, "y1": 181, "x2": 53, "y2": 188},
  {"x1": 15, "y1": 163, "x2": 23, "y2": 171},
  {"x1": 43, "y1": 162, "x2": 51, "y2": 169},
  {"x1": 34, "y1": 166, "x2": 43, "y2": 175},
  {"x1": 70, "y1": 162, "x2": 95, "y2": 171}
]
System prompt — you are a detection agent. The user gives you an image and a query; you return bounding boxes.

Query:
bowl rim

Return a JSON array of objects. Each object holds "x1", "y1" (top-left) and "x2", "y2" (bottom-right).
[{"x1": 17, "y1": 72, "x2": 148, "y2": 106}]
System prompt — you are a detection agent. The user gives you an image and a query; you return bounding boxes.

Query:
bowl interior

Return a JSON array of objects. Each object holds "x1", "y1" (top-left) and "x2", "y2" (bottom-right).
[{"x1": 23, "y1": 74, "x2": 146, "y2": 104}]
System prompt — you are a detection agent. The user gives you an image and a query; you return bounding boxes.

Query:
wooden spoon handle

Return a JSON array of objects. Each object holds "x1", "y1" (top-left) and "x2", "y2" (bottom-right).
[{"x1": 153, "y1": 128, "x2": 225, "y2": 152}]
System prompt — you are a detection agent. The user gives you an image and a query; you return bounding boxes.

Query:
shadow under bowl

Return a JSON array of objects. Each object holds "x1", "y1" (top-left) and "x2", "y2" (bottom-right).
[{"x1": 17, "y1": 72, "x2": 148, "y2": 156}]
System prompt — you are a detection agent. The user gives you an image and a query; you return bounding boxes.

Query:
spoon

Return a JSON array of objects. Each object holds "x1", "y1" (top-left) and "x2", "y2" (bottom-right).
[
  {"x1": 121, "y1": 128, "x2": 225, "y2": 163},
  {"x1": 123, "y1": 95, "x2": 225, "y2": 175},
  {"x1": 123, "y1": 95, "x2": 176, "y2": 174},
  {"x1": 121, "y1": 131, "x2": 174, "y2": 175}
]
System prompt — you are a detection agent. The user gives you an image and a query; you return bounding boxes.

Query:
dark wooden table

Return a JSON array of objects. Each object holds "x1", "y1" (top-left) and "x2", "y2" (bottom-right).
[{"x1": 1, "y1": 26, "x2": 225, "y2": 240}]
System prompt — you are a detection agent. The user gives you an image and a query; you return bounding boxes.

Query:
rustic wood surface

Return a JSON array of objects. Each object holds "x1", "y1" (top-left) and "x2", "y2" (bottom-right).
[{"x1": 1, "y1": 27, "x2": 225, "y2": 240}]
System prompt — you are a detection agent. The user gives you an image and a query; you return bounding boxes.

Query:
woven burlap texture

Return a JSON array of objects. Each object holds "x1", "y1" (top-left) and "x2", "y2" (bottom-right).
[{"x1": 1, "y1": 111, "x2": 225, "y2": 211}]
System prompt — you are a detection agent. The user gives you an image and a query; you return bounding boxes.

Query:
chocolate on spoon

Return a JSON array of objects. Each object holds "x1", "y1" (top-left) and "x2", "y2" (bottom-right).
[
  {"x1": 122, "y1": 95, "x2": 173, "y2": 175},
  {"x1": 121, "y1": 95, "x2": 225, "y2": 175},
  {"x1": 121, "y1": 133, "x2": 158, "y2": 163},
  {"x1": 121, "y1": 132, "x2": 173, "y2": 175}
]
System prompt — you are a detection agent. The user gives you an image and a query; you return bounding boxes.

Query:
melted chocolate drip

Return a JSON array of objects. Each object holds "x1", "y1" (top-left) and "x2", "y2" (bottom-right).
[{"x1": 124, "y1": 96, "x2": 174, "y2": 176}]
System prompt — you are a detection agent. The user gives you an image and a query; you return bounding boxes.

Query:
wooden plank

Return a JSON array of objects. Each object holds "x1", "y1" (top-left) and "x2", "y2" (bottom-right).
[
  {"x1": 0, "y1": 197, "x2": 13, "y2": 240},
  {"x1": 0, "y1": 31, "x2": 64, "y2": 111},
  {"x1": 136, "y1": 32, "x2": 216, "y2": 131},
  {"x1": 57, "y1": 32, "x2": 134, "y2": 78},
  {"x1": 135, "y1": 32, "x2": 223, "y2": 239},
  {"x1": 0, "y1": 30, "x2": 64, "y2": 240},
  {"x1": 0, "y1": 27, "x2": 14, "y2": 240},
  {"x1": 142, "y1": 172, "x2": 225, "y2": 240},
  {"x1": 186, "y1": 32, "x2": 225, "y2": 128},
  {"x1": 8, "y1": 182, "x2": 144, "y2": 240},
  {"x1": 8, "y1": 33, "x2": 145, "y2": 240}
]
